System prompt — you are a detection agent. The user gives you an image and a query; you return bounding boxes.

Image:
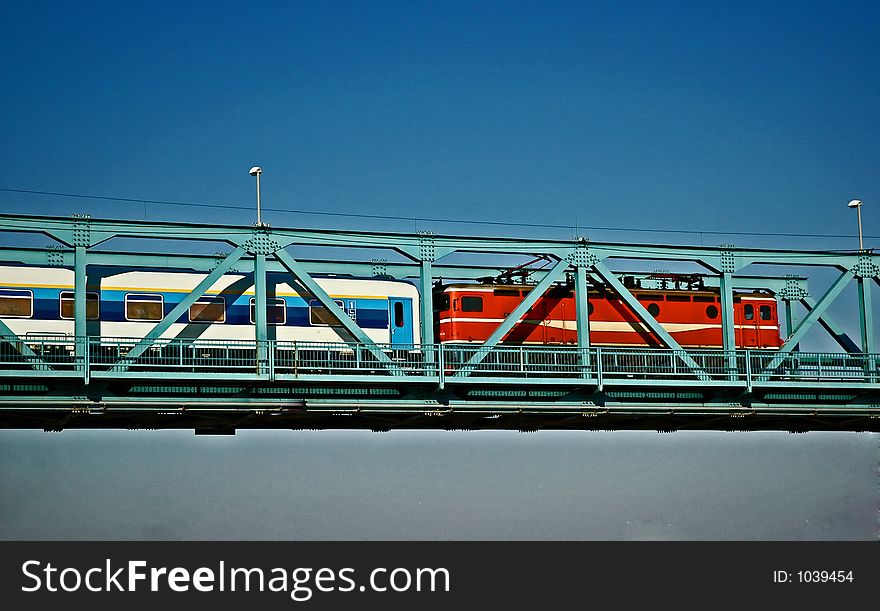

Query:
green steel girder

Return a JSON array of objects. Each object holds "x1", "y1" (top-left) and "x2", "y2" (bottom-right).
[
  {"x1": 591, "y1": 260, "x2": 712, "y2": 381},
  {"x1": 0, "y1": 323, "x2": 50, "y2": 371},
  {"x1": 0, "y1": 247, "x2": 576, "y2": 283},
  {"x1": 756, "y1": 270, "x2": 856, "y2": 380},
  {"x1": 273, "y1": 248, "x2": 402, "y2": 375},
  {"x1": 1, "y1": 213, "x2": 878, "y2": 378},
  {"x1": 110, "y1": 245, "x2": 249, "y2": 373},
  {"x1": 453, "y1": 257, "x2": 572, "y2": 378},
  {"x1": 799, "y1": 298, "x2": 861, "y2": 353},
  {"x1": 0, "y1": 213, "x2": 875, "y2": 268}
]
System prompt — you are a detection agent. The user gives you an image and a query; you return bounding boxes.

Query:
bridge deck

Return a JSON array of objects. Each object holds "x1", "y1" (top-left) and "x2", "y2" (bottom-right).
[{"x1": 1, "y1": 337, "x2": 878, "y2": 433}]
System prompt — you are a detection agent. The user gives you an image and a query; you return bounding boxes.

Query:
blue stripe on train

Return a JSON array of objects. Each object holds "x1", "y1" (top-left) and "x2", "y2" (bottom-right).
[{"x1": 3, "y1": 288, "x2": 393, "y2": 330}]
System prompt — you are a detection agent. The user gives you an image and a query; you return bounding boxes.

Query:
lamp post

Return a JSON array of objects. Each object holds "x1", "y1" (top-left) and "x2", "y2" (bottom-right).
[
  {"x1": 848, "y1": 199, "x2": 864, "y2": 250},
  {"x1": 249, "y1": 166, "x2": 264, "y2": 226}
]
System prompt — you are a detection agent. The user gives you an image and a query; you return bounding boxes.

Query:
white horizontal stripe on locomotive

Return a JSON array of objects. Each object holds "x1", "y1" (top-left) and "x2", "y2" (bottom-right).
[{"x1": 438, "y1": 318, "x2": 778, "y2": 331}]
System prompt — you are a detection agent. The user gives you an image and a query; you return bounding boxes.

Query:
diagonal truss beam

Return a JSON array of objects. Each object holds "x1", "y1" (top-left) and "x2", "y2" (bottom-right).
[
  {"x1": 799, "y1": 297, "x2": 861, "y2": 354},
  {"x1": 112, "y1": 245, "x2": 248, "y2": 372},
  {"x1": 0, "y1": 321, "x2": 50, "y2": 371},
  {"x1": 273, "y1": 248, "x2": 401, "y2": 375},
  {"x1": 591, "y1": 260, "x2": 711, "y2": 381},
  {"x1": 757, "y1": 269, "x2": 855, "y2": 380},
  {"x1": 455, "y1": 258, "x2": 570, "y2": 377}
]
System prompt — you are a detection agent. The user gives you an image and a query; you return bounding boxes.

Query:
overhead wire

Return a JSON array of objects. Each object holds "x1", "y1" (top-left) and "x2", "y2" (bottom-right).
[{"x1": 0, "y1": 186, "x2": 873, "y2": 242}]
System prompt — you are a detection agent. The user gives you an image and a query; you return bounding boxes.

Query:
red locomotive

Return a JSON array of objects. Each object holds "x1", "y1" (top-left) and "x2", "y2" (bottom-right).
[{"x1": 435, "y1": 279, "x2": 782, "y2": 349}]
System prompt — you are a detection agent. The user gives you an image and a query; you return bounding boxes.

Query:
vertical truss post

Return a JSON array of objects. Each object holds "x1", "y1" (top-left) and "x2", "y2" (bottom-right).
[
  {"x1": 574, "y1": 265, "x2": 591, "y2": 377},
  {"x1": 419, "y1": 233, "x2": 436, "y2": 367},
  {"x1": 718, "y1": 271, "x2": 737, "y2": 380},
  {"x1": 857, "y1": 277, "x2": 875, "y2": 381},
  {"x1": 74, "y1": 245, "x2": 87, "y2": 377},
  {"x1": 778, "y1": 276, "x2": 809, "y2": 352},
  {"x1": 568, "y1": 242, "x2": 595, "y2": 380},
  {"x1": 783, "y1": 301, "x2": 796, "y2": 349},
  {"x1": 254, "y1": 252, "x2": 269, "y2": 375},
  {"x1": 853, "y1": 257, "x2": 879, "y2": 368},
  {"x1": 420, "y1": 261, "x2": 435, "y2": 362},
  {"x1": 857, "y1": 278, "x2": 875, "y2": 354}
]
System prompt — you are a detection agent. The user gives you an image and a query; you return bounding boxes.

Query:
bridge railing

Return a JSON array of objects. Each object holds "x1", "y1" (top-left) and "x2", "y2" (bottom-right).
[{"x1": 0, "y1": 334, "x2": 878, "y2": 386}]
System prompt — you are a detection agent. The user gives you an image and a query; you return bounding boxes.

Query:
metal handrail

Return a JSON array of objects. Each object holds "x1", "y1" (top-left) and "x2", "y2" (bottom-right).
[{"x1": 0, "y1": 334, "x2": 878, "y2": 385}]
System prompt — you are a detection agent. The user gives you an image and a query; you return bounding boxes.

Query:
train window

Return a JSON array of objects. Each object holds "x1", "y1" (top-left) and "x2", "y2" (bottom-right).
[
  {"x1": 693, "y1": 295, "x2": 715, "y2": 303},
  {"x1": 588, "y1": 302, "x2": 594, "y2": 316},
  {"x1": 461, "y1": 296, "x2": 483, "y2": 312},
  {"x1": 636, "y1": 294, "x2": 662, "y2": 301},
  {"x1": 59, "y1": 291, "x2": 99, "y2": 320},
  {"x1": 307, "y1": 299, "x2": 343, "y2": 326},
  {"x1": 189, "y1": 296, "x2": 226, "y2": 323},
  {"x1": 493, "y1": 289, "x2": 520, "y2": 297},
  {"x1": 760, "y1": 305, "x2": 772, "y2": 320},
  {"x1": 706, "y1": 305, "x2": 718, "y2": 319},
  {"x1": 125, "y1": 293, "x2": 163, "y2": 321},
  {"x1": 666, "y1": 294, "x2": 691, "y2": 302},
  {"x1": 0, "y1": 289, "x2": 33, "y2": 318},
  {"x1": 394, "y1": 301, "x2": 405, "y2": 328},
  {"x1": 647, "y1": 303, "x2": 660, "y2": 317},
  {"x1": 249, "y1": 297, "x2": 287, "y2": 325},
  {"x1": 744, "y1": 304, "x2": 754, "y2": 320}
]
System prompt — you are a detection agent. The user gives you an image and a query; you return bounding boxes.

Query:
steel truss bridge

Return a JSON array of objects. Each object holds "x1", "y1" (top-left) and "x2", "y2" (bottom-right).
[{"x1": 0, "y1": 213, "x2": 878, "y2": 434}]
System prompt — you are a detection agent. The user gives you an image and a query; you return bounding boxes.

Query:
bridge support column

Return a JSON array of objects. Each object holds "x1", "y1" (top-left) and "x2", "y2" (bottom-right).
[
  {"x1": 254, "y1": 253, "x2": 269, "y2": 376},
  {"x1": 857, "y1": 277, "x2": 875, "y2": 380},
  {"x1": 719, "y1": 272, "x2": 737, "y2": 381},
  {"x1": 574, "y1": 265, "x2": 591, "y2": 378},
  {"x1": 74, "y1": 245, "x2": 87, "y2": 379},
  {"x1": 420, "y1": 260, "x2": 435, "y2": 367}
]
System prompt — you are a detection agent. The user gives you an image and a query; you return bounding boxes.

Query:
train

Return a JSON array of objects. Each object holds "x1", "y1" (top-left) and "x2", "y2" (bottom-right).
[{"x1": 0, "y1": 265, "x2": 783, "y2": 350}]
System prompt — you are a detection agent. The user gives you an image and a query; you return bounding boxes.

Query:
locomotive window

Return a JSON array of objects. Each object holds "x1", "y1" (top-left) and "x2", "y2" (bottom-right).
[
  {"x1": 666, "y1": 294, "x2": 691, "y2": 302},
  {"x1": 493, "y1": 289, "x2": 520, "y2": 297},
  {"x1": 588, "y1": 302, "x2": 594, "y2": 316},
  {"x1": 59, "y1": 291, "x2": 100, "y2": 320},
  {"x1": 647, "y1": 303, "x2": 661, "y2": 317},
  {"x1": 636, "y1": 294, "x2": 662, "y2": 301},
  {"x1": 744, "y1": 304, "x2": 754, "y2": 320},
  {"x1": 461, "y1": 296, "x2": 483, "y2": 312},
  {"x1": 394, "y1": 301, "x2": 405, "y2": 328},
  {"x1": 0, "y1": 289, "x2": 33, "y2": 318},
  {"x1": 125, "y1": 293, "x2": 163, "y2": 321},
  {"x1": 189, "y1": 296, "x2": 226, "y2": 323},
  {"x1": 693, "y1": 295, "x2": 716, "y2": 303},
  {"x1": 706, "y1": 305, "x2": 719, "y2": 319},
  {"x1": 250, "y1": 297, "x2": 287, "y2": 325},
  {"x1": 760, "y1": 305, "x2": 772, "y2": 320},
  {"x1": 307, "y1": 299, "x2": 343, "y2": 326}
]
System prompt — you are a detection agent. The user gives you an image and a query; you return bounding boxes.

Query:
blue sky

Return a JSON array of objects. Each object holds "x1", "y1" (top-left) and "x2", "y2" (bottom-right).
[
  {"x1": 1, "y1": 1, "x2": 878, "y2": 541},
  {"x1": 2, "y1": 1, "x2": 878, "y2": 246}
]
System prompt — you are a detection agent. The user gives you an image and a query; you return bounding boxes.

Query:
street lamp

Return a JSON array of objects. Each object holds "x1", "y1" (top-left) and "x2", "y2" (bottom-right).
[
  {"x1": 249, "y1": 166, "x2": 264, "y2": 226},
  {"x1": 848, "y1": 199, "x2": 864, "y2": 250}
]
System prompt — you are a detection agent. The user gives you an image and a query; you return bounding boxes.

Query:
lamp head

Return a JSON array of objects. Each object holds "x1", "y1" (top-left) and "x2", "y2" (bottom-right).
[
  {"x1": 848, "y1": 199, "x2": 862, "y2": 208},
  {"x1": 249, "y1": 166, "x2": 262, "y2": 176}
]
